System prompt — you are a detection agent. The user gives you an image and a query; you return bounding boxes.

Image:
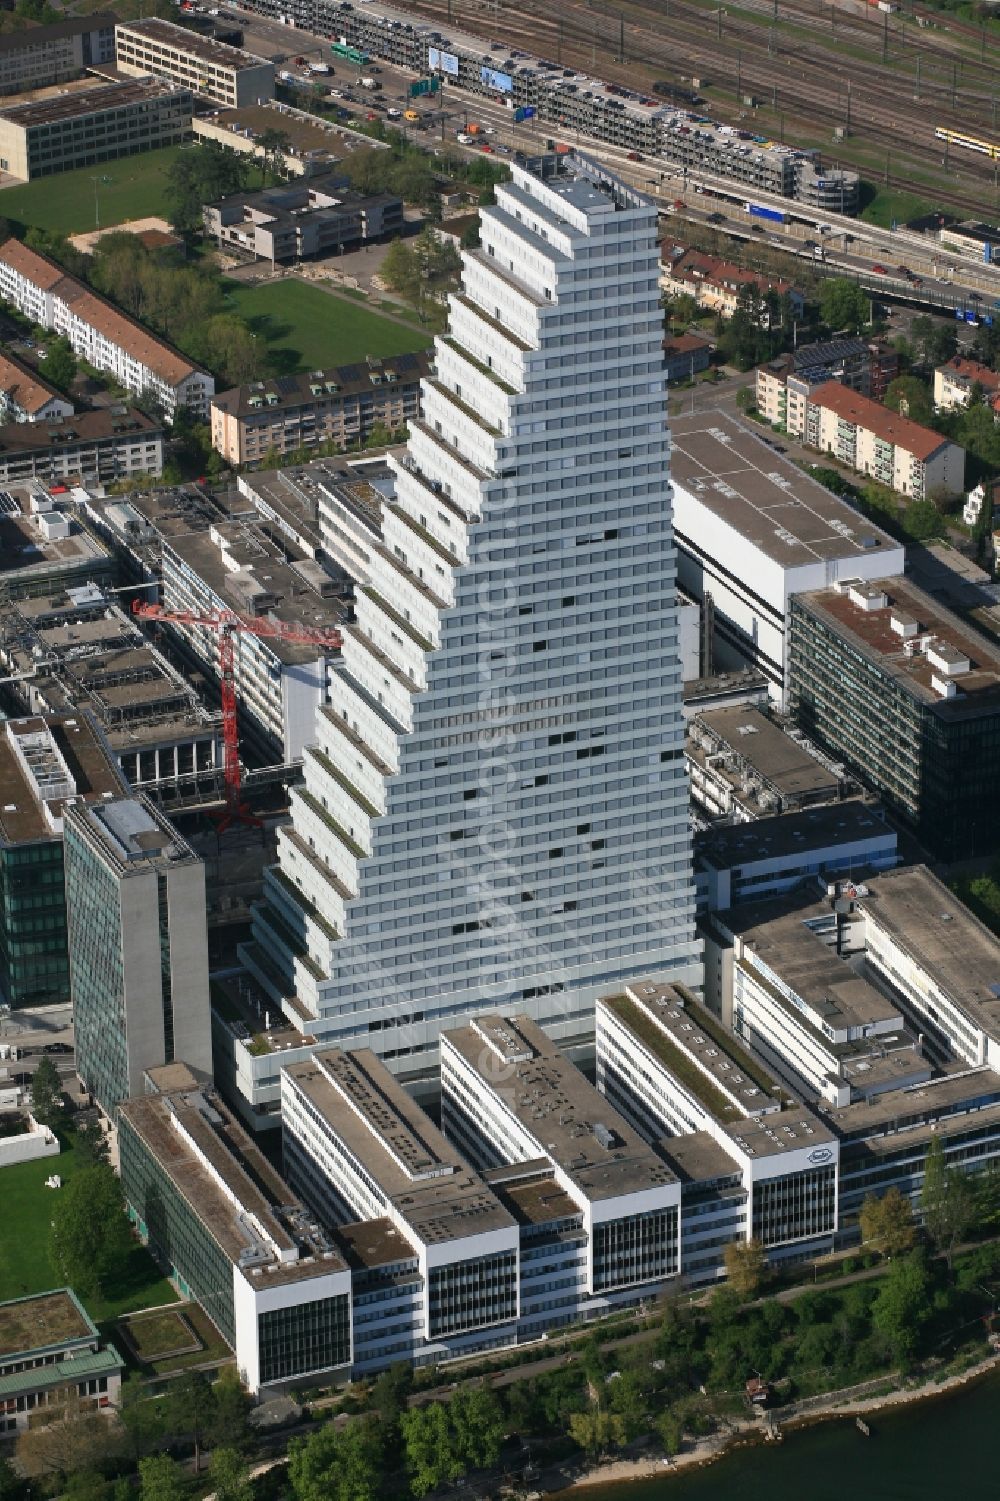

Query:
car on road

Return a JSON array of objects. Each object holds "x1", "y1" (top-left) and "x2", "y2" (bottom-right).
[
  {"x1": 872, "y1": 263, "x2": 888, "y2": 274},
  {"x1": 968, "y1": 291, "x2": 983, "y2": 301},
  {"x1": 480, "y1": 143, "x2": 494, "y2": 152},
  {"x1": 387, "y1": 106, "x2": 401, "y2": 117},
  {"x1": 43, "y1": 1043, "x2": 72, "y2": 1055},
  {"x1": 626, "y1": 150, "x2": 642, "y2": 160},
  {"x1": 483, "y1": 125, "x2": 496, "y2": 134},
  {"x1": 707, "y1": 211, "x2": 724, "y2": 223}
]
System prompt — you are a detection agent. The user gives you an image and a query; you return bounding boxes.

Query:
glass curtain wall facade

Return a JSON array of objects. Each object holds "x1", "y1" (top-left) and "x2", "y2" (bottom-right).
[
  {"x1": 0, "y1": 842, "x2": 70, "y2": 1008},
  {"x1": 246, "y1": 153, "x2": 701, "y2": 1068},
  {"x1": 63, "y1": 827, "x2": 128, "y2": 1114}
]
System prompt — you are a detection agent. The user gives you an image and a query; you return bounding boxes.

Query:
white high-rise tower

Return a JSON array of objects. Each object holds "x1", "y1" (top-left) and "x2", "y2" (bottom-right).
[{"x1": 242, "y1": 151, "x2": 701, "y2": 1069}]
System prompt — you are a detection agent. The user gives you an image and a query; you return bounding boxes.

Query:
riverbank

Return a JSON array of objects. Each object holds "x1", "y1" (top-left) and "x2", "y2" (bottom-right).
[{"x1": 559, "y1": 1349, "x2": 1000, "y2": 1494}]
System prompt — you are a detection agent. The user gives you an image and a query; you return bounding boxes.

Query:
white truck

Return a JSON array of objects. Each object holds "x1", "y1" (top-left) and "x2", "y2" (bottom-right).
[
  {"x1": 309, "y1": 62, "x2": 331, "y2": 74},
  {"x1": 360, "y1": 76, "x2": 381, "y2": 90}
]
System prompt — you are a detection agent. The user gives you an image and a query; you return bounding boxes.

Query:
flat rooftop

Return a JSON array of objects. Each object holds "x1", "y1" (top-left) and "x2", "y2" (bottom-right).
[
  {"x1": 859, "y1": 865, "x2": 1000, "y2": 1045},
  {"x1": 794, "y1": 576, "x2": 1000, "y2": 714},
  {"x1": 0, "y1": 13, "x2": 115, "y2": 54},
  {"x1": 670, "y1": 410, "x2": 900, "y2": 570},
  {"x1": 488, "y1": 1169, "x2": 581, "y2": 1227},
  {"x1": 0, "y1": 1291, "x2": 93, "y2": 1359},
  {"x1": 825, "y1": 1066, "x2": 1000, "y2": 1140},
  {"x1": 663, "y1": 1130, "x2": 742, "y2": 1186},
  {"x1": 284, "y1": 1048, "x2": 517, "y2": 1245},
  {"x1": 0, "y1": 77, "x2": 187, "y2": 128},
  {"x1": 0, "y1": 713, "x2": 124, "y2": 846},
  {"x1": 117, "y1": 16, "x2": 272, "y2": 72},
  {"x1": 69, "y1": 795, "x2": 197, "y2": 870},
  {"x1": 603, "y1": 981, "x2": 785, "y2": 1116},
  {"x1": 336, "y1": 1216, "x2": 417, "y2": 1271},
  {"x1": 444, "y1": 1014, "x2": 678, "y2": 1201},
  {"x1": 695, "y1": 799, "x2": 895, "y2": 873},
  {"x1": 0, "y1": 494, "x2": 110, "y2": 582},
  {"x1": 119, "y1": 1086, "x2": 347, "y2": 1285},
  {"x1": 202, "y1": 104, "x2": 366, "y2": 163},
  {"x1": 724, "y1": 1106, "x2": 836, "y2": 1160},
  {"x1": 689, "y1": 704, "x2": 842, "y2": 803}
]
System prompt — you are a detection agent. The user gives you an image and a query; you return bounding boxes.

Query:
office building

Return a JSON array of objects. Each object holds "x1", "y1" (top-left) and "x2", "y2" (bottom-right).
[
  {"x1": 115, "y1": 19, "x2": 275, "y2": 109},
  {"x1": 800, "y1": 381, "x2": 965, "y2": 500},
  {"x1": 0, "y1": 407, "x2": 163, "y2": 487},
  {"x1": 119, "y1": 1067, "x2": 351, "y2": 1394},
  {"x1": 686, "y1": 703, "x2": 849, "y2": 823},
  {"x1": 933, "y1": 355, "x2": 1000, "y2": 412},
  {"x1": 0, "y1": 78, "x2": 192, "y2": 182},
  {"x1": 0, "y1": 487, "x2": 114, "y2": 601},
  {"x1": 441, "y1": 1014, "x2": 683, "y2": 1304},
  {"x1": 0, "y1": 240, "x2": 214, "y2": 419},
  {"x1": 0, "y1": 1289, "x2": 123, "y2": 1437},
  {"x1": 63, "y1": 796, "x2": 213, "y2": 1117},
  {"x1": 595, "y1": 979, "x2": 839, "y2": 1279},
  {"x1": 669, "y1": 411, "x2": 904, "y2": 704},
  {"x1": 0, "y1": 15, "x2": 115, "y2": 97},
  {"x1": 282, "y1": 1045, "x2": 521, "y2": 1369},
  {"x1": 756, "y1": 338, "x2": 898, "y2": 425},
  {"x1": 693, "y1": 800, "x2": 897, "y2": 915},
  {"x1": 241, "y1": 151, "x2": 701, "y2": 1076},
  {"x1": 203, "y1": 178, "x2": 403, "y2": 265},
  {"x1": 0, "y1": 588, "x2": 222, "y2": 798},
  {"x1": 210, "y1": 352, "x2": 428, "y2": 468},
  {"x1": 788, "y1": 575, "x2": 1000, "y2": 858},
  {"x1": 705, "y1": 892, "x2": 930, "y2": 1107},
  {"x1": 0, "y1": 350, "x2": 73, "y2": 425},
  {"x1": 857, "y1": 864, "x2": 1000, "y2": 1072},
  {"x1": 0, "y1": 714, "x2": 127, "y2": 1010}
]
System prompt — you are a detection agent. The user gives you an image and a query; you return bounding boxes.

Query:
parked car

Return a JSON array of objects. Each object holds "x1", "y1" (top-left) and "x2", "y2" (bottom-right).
[{"x1": 43, "y1": 1042, "x2": 73, "y2": 1055}]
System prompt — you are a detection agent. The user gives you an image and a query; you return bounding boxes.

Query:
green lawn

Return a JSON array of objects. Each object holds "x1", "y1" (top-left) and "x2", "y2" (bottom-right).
[
  {"x1": 223, "y1": 279, "x2": 433, "y2": 375},
  {"x1": 860, "y1": 187, "x2": 936, "y2": 229},
  {"x1": 0, "y1": 146, "x2": 193, "y2": 238},
  {"x1": 0, "y1": 1131, "x2": 175, "y2": 1321}
]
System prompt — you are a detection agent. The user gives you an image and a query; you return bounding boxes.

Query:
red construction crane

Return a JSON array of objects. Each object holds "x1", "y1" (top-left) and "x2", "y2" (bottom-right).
[{"x1": 132, "y1": 599, "x2": 343, "y2": 831}]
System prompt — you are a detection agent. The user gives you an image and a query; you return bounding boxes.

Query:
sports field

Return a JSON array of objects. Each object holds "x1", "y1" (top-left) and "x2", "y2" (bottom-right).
[
  {"x1": 224, "y1": 278, "x2": 433, "y2": 374},
  {"x1": 0, "y1": 147, "x2": 195, "y2": 238}
]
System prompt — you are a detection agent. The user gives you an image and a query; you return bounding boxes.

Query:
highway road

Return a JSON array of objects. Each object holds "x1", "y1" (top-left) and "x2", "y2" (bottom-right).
[{"x1": 223, "y1": 0, "x2": 1000, "y2": 313}]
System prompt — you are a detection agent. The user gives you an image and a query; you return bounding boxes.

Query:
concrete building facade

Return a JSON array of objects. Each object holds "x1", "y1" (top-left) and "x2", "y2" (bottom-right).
[
  {"x1": 0, "y1": 407, "x2": 163, "y2": 486},
  {"x1": 802, "y1": 381, "x2": 965, "y2": 500},
  {"x1": 115, "y1": 19, "x2": 275, "y2": 109},
  {"x1": 0, "y1": 79, "x2": 192, "y2": 182},
  {"x1": 63, "y1": 796, "x2": 213, "y2": 1117},
  {"x1": 0, "y1": 350, "x2": 73, "y2": 425},
  {"x1": 0, "y1": 15, "x2": 115, "y2": 97}
]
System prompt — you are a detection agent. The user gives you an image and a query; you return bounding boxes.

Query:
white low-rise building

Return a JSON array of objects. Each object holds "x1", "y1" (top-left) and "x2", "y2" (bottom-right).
[
  {"x1": 670, "y1": 411, "x2": 904, "y2": 705},
  {"x1": 115, "y1": 18, "x2": 275, "y2": 108}
]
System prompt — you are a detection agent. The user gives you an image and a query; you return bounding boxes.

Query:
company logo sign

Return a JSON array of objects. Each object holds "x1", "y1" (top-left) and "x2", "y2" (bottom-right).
[{"x1": 807, "y1": 1147, "x2": 834, "y2": 1165}]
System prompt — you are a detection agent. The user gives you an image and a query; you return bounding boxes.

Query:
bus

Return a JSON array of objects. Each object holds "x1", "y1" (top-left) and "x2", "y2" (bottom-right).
[{"x1": 331, "y1": 42, "x2": 368, "y2": 65}]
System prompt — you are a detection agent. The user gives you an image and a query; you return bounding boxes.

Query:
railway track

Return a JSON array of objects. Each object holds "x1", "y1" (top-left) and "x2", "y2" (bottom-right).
[{"x1": 395, "y1": 0, "x2": 995, "y2": 213}]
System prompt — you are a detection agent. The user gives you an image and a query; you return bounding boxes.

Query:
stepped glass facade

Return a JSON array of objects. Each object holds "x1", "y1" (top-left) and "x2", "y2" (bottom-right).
[{"x1": 242, "y1": 152, "x2": 701, "y2": 1070}]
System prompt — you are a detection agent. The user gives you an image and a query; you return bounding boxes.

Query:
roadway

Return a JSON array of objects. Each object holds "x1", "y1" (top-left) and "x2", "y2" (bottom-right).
[{"x1": 224, "y1": 1, "x2": 1000, "y2": 313}]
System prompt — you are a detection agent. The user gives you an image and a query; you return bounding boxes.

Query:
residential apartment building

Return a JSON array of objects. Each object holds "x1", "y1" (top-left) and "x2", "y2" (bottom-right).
[
  {"x1": 210, "y1": 352, "x2": 428, "y2": 467},
  {"x1": 595, "y1": 980, "x2": 839, "y2": 1280},
  {"x1": 933, "y1": 355, "x2": 1000, "y2": 412},
  {"x1": 0, "y1": 713, "x2": 127, "y2": 1011},
  {"x1": 0, "y1": 15, "x2": 115, "y2": 97},
  {"x1": 0, "y1": 240, "x2": 214, "y2": 419},
  {"x1": 669, "y1": 410, "x2": 904, "y2": 704},
  {"x1": 203, "y1": 179, "x2": 403, "y2": 265},
  {"x1": 240, "y1": 151, "x2": 702, "y2": 1081},
  {"x1": 115, "y1": 19, "x2": 275, "y2": 108},
  {"x1": 788, "y1": 575, "x2": 1000, "y2": 859},
  {"x1": 0, "y1": 349, "x2": 73, "y2": 425},
  {"x1": 0, "y1": 79, "x2": 192, "y2": 182},
  {"x1": 119, "y1": 1068, "x2": 352, "y2": 1394},
  {"x1": 756, "y1": 338, "x2": 898, "y2": 426},
  {"x1": 801, "y1": 380, "x2": 965, "y2": 500},
  {"x1": 0, "y1": 1290, "x2": 123, "y2": 1437},
  {"x1": 660, "y1": 242, "x2": 805, "y2": 321},
  {"x1": 0, "y1": 407, "x2": 163, "y2": 486},
  {"x1": 63, "y1": 795, "x2": 213, "y2": 1117}
]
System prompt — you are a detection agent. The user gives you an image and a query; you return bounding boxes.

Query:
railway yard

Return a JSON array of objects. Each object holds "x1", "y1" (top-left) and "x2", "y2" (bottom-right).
[{"x1": 388, "y1": 0, "x2": 999, "y2": 217}]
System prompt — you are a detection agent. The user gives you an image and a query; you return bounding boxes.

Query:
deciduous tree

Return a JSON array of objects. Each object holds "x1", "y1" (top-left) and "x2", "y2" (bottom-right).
[
  {"x1": 49, "y1": 1162, "x2": 133, "y2": 1298},
  {"x1": 921, "y1": 1135, "x2": 977, "y2": 1267},
  {"x1": 871, "y1": 1251, "x2": 931, "y2": 1364},
  {"x1": 724, "y1": 1237, "x2": 767, "y2": 1299},
  {"x1": 30, "y1": 1055, "x2": 63, "y2": 1129},
  {"x1": 860, "y1": 1188, "x2": 916, "y2": 1259},
  {"x1": 138, "y1": 1455, "x2": 186, "y2": 1501},
  {"x1": 288, "y1": 1419, "x2": 383, "y2": 1501}
]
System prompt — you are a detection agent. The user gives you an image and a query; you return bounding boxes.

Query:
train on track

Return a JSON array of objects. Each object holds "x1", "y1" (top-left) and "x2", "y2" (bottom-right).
[{"x1": 934, "y1": 126, "x2": 1000, "y2": 160}]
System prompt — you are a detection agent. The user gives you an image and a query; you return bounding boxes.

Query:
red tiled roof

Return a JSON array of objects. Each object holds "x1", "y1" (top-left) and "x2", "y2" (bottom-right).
[
  {"x1": 810, "y1": 380, "x2": 950, "y2": 462},
  {"x1": 663, "y1": 332, "x2": 712, "y2": 355},
  {"x1": 940, "y1": 355, "x2": 1000, "y2": 394},
  {"x1": 0, "y1": 237, "x2": 65, "y2": 291},
  {"x1": 664, "y1": 246, "x2": 798, "y2": 298},
  {"x1": 0, "y1": 349, "x2": 66, "y2": 416}
]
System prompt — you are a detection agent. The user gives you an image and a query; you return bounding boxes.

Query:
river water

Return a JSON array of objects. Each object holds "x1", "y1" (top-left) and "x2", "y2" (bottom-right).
[{"x1": 582, "y1": 1370, "x2": 998, "y2": 1501}]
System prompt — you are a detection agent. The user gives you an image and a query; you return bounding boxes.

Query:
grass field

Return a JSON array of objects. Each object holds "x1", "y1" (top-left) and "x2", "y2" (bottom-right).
[
  {"x1": 0, "y1": 147, "x2": 193, "y2": 238},
  {"x1": 223, "y1": 279, "x2": 433, "y2": 375},
  {"x1": 0, "y1": 1131, "x2": 174, "y2": 1321},
  {"x1": 860, "y1": 187, "x2": 937, "y2": 229}
]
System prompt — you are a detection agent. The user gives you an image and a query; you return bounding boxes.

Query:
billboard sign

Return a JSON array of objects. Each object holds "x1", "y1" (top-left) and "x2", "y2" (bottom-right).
[
  {"x1": 481, "y1": 65, "x2": 513, "y2": 92},
  {"x1": 428, "y1": 47, "x2": 459, "y2": 75}
]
